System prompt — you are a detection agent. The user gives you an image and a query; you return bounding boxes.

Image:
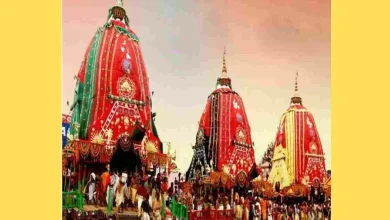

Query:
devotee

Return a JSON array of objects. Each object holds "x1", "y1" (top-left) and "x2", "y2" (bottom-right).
[
  {"x1": 309, "y1": 203, "x2": 318, "y2": 220},
  {"x1": 84, "y1": 173, "x2": 97, "y2": 206},
  {"x1": 319, "y1": 205, "x2": 325, "y2": 219},
  {"x1": 267, "y1": 202, "x2": 272, "y2": 220},
  {"x1": 121, "y1": 170, "x2": 130, "y2": 209},
  {"x1": 152, "y1": 192, "x2": 162, "y2": 220},
  {"x1": 287, "y1": 205, "x2": 294, "y2": 220},
  {"x1": 217, "y1": 197, "x2": 224, "y2": 210},
  {"x1": 323, "y1": 202, "x2": 330, "y2": 220},
  {"x1": 115, "y1": 174, "x2": 126, "y2": 213},
  {"x1": 249, "y1": 196, "x2": 255, "y2": 220},
  {"x1": 243, "y1": 196, "x2": 251, "y2": 220},
  {"x1": 156, "y1": 173, "x2": 162, "y2": 190},
  {"x1": 225, "y1": 196, "x2": 231, "y2": 210},
  {"x1": 161, "y1": 177, "x2": 169, "y2": 202},
  {"x1": 100, "y1": 164, "x2": 110, "y2": 206},
  {"x1": 294, "y1": 204, "x2": 300, "y2": 220},
  {"x1": 300, "y1": 202, "x2": 309, "y2": 220},
  {"x1": 112, "y1": 169, "x2": 119, "y2": 200},
  {"x1": 164, "y1": 200, "x2": 173, "y2": 220},
  {"x1": 260, "y1": 196, "x2": 267, "y2": 220},
  {"x1": 137, "y1": 180, "x2": 148, "y2": 216},
  {"x1": 130, "y1": 175, "x2": 138, "y2": 209},
  {"x1": 151, "y1": 180, "x2": 157, "y2": 207},
  {"x1": 168, "y1": 182, "x2": 174, "y2": 197},
  {"x1": 140, "y1": 194, "x2": 151, "y2": 220},
  {"x1": 198, "y1": 197, "x2": 205, "y2": 211},
  {"x1": 272, "y1": 204, "x2": 280, "y2": 220},
  {"x1": 254, "y1": 201, "x2": 261, "y2": 220},
  {"x1": 235, "y1": 197, "x2": 244, "y2": 220},
  {"x1": 106, "y1": 174, "x2": 115, "y2": 209}
]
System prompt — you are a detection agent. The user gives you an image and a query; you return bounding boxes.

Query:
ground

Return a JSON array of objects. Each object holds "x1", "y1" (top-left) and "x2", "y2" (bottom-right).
[{"x1": 64, "y1": 205, "x2": 139, "y2": 220}]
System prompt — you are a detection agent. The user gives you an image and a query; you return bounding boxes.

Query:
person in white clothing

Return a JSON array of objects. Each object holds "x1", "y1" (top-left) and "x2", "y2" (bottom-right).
[
  {"x1": 83, "y1": 173, "x2": 97, "y2": 205},
  {"x1": 226, "y1": 201, "x2": 231, "y2": 210},
  {"x1": 111, "y1": 169, "x2": 119, "y2": 199},
  {"x1": 115, "y1": 176, "x2": 126, "y2": 213},
  {"x1": 141, "y1": 211, "x2": 150, "y2": 220}
]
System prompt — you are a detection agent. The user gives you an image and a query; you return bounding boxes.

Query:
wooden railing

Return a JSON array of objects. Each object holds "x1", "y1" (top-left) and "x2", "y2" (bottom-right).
[
  {"x1": 62, "y1": 190, "x2": 83, "y2": 210},
  {"x1": 169, "y1": 198, "x2": 189, "y2": 220},
  {"x1": 168, "y1": 197, "x2": 235, "y2": 220},
  {"x1": 189, "y1": 209, "x2": 234, "y2": 220}
]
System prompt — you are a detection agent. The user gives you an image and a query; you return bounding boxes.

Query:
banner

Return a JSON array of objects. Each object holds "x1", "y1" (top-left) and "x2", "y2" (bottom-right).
[{"x1": 62, "y1": 114, "x2": 71, "y2": 148}]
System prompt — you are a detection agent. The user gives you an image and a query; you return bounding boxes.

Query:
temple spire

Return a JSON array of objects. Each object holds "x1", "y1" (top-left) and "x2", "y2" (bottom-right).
[
  {"x1": 116, "y1": 0, "x2": 123, "y2": 7},
  {"x1": 216, "y1": 47, "x2": 232, "y2": 89},
  {"x1": 294, "y1": 72, "x2": 300, "y2": 97},
  {"x1": 221, "y1": 46, "x2": 228, "y2": 78},
  {"x1": 291, "y1": 72, "x2": 302, "y2": 105}
]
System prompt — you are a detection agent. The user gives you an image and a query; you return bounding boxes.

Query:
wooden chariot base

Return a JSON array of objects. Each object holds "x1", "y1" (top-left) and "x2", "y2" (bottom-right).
[{"x1": 63, "y1": 205, "x2": 139, "y2": 220}]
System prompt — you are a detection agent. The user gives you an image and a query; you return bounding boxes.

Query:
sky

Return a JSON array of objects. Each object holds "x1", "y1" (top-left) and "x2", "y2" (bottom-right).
[{"x1": 62, "y1": 0, "x2": 331, "y2": 172}]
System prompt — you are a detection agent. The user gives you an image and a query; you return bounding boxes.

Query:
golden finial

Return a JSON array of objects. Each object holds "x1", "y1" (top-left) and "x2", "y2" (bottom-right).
[
  {"x1": 221, "y1": 46, "x2": 227, "y2": 78},
  {"x1": 291, "y1": 71, "x2": 302, "y2": 104}
]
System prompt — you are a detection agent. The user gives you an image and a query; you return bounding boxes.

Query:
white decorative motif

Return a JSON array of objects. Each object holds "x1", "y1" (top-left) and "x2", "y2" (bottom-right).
[
  {"x1": 121, "y1": 41, "x2": 132, "y2": 60},
  {"x1": 233, "y1": 99, "x2": 240, "y2": 109},
  {"x1": 123, "y1": 116, "x2": 130, "y2": 126}
]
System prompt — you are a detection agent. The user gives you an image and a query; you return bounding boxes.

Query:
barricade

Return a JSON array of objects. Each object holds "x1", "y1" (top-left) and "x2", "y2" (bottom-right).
[
  {"x1": 189, "y1": 209, "x2": 234, "y2": 220},
  {"x1": 62, "y1": 190, "x2": 83, "y2": 210}
]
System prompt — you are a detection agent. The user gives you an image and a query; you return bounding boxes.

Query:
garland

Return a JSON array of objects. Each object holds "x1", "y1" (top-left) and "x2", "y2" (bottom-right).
[
  {"x1": 79, "y1": 142, "x2": 89, "y2": 159},
  {"x1": 90, "y1": 143, "x2": 101, "y2": 159},
  {"x1": 114, "y1": 25, "x2": 139, "y2": 42}
]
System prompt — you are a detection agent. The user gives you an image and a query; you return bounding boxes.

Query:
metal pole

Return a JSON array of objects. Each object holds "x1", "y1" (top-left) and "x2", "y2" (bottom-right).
[{"x1": 64, "y1": 160, "x2": 68, "y2": 192}]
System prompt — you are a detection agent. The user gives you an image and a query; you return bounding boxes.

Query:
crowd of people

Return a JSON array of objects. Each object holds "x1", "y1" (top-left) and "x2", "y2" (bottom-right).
[
  {"x1": 172, "y1": 177, "x2": 331, "y2": 220},
  {"x1": 63, "y1": 163, "x2": 331, "y2": 220},
  {"x1": 79, "y1": 165, "x2": 173, "y2": 220}
]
